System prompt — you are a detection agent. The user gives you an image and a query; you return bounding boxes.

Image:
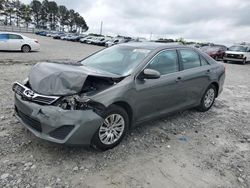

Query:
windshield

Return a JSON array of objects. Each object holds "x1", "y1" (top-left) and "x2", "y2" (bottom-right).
[
  {"x1": 229, "y1": 46, "x2": 247, "y2": 52},
  {"x1": 81, "y1": 45, "x2": 151, "y2": 76}
]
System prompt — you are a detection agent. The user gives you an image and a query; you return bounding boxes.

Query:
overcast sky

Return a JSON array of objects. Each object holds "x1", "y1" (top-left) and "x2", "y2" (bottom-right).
[{"x1": 21, "y1": 0, "x2": 250, "y2": 45}]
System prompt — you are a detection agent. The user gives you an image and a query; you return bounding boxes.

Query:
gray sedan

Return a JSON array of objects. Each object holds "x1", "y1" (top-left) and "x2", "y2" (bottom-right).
[{"x1": 12, "y1": 43, "x2": 225, "y2": 150}]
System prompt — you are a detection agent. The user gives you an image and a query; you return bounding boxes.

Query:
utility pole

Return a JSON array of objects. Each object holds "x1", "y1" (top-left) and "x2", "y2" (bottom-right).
[{"x1": 100, "y1": 21, "x2": 103, "y2": 35}]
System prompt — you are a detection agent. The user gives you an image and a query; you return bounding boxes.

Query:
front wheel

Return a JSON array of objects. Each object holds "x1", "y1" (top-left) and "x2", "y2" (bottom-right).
[
  {"x1": 242, "y1": 58, "x2": 246, "y2": 65},
  {"x1": 91, "y1": 105, "x2": 129, "y2": 151},
  {"x1": 197, "y1": 85, "x2": 217, "y2": 112}
]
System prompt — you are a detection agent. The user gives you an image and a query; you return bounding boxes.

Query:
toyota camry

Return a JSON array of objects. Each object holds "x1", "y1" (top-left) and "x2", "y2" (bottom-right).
[{"x1": 12, "y1": 43, "x2": 225, "y2": 150}]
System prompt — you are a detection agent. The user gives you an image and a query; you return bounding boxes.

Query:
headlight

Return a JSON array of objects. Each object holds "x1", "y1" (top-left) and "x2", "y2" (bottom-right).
[{"x1": 58, "y1": 95, "x2": 106, "y2": 115}]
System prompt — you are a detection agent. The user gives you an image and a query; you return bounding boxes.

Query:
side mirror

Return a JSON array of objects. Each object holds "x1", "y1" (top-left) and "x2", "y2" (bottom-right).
[{"x1": 139, "y1": 69, "x2": 161, "y2": 79}]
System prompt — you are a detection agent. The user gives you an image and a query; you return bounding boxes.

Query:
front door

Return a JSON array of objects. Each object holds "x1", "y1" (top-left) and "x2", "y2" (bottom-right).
[{"x1": 135, "y1": 49, "x2": 185, "y2": 122}]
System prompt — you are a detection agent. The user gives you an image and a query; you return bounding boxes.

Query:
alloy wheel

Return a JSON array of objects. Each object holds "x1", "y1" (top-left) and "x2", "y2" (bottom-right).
[
  {"x1": 99, "y1": 114, "x2": 125, "y2": 145},
  {"x1": 204, "y1": 88, "x2": 215, "y2": 108}
]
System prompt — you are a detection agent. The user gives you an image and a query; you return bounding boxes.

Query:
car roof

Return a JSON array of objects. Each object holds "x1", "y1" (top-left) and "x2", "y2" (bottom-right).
[
  {"x1": 119, "y1": 42, "x2": 188, "y2": 50},
  {"x1": 0, "y1": 32, "x2": 23, "y2": 36}
]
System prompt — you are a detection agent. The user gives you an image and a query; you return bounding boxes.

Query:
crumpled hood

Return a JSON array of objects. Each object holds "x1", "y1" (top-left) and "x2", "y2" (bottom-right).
[{"x1": 28, "y1": 62, "x2": 120, "y2": 96}]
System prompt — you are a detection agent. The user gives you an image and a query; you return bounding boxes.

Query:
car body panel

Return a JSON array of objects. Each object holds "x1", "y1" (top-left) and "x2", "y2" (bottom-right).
[
  {"x1": 15, "y1": 94, "x2": 103, "y2": 145},
  {"x1": 13, "y1": 43, "x2": 225, "y2": 145}
]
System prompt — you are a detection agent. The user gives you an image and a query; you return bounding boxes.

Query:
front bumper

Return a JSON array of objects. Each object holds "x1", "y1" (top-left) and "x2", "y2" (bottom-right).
[
  {"x1": 223, "y1": 57, "x2": 244, "y2": 62},
  {"x1": 14, "y1": 94, "x2": 104, "y2": 145}
]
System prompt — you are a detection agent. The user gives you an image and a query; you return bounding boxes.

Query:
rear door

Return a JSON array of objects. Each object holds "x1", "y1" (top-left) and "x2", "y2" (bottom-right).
[
  {"x1": 177, "y1": 49, "x2": 212, "y2": 106},
  {"x1": 0, "y1": 34, "x2": 9, "y2": 50},
  {"x1": 7, "y1": 34, "x2": 24, "y2": 51}
]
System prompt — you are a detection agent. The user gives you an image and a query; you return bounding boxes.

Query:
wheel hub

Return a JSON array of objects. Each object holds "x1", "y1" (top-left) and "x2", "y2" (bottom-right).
[{"x1": 99, "y1": 114, "x2": 125, "y2": 145}]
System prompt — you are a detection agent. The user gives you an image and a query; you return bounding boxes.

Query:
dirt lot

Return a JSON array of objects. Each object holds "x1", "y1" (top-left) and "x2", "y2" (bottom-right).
[{"x1": 0, "y1": 36, "x2": 249, "y2": 188}]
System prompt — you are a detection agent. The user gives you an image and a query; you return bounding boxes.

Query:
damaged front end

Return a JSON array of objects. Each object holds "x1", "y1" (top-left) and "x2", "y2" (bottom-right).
[
  {"x1": 56, "y1": 95, "x2": 106, "y2": 117},
  {"x1": 12, "y1": 62, "x2": 125, "y2": 145}
]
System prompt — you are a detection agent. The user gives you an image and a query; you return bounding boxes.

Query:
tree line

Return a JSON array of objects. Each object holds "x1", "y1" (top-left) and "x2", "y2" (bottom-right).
[{"x1": 0, "y1": 0, "x2": 88, "y2": 32}]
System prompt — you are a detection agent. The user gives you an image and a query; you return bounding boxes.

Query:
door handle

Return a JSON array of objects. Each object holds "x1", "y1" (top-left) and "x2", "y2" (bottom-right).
[{"x1": 175, "y1": 77, "x2": 182, "y2": 82}]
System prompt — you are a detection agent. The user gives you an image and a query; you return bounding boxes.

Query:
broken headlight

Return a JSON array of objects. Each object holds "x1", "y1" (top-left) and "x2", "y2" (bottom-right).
[{"x1": 58, "y1": 95, "x2": 106, "y2": 116}]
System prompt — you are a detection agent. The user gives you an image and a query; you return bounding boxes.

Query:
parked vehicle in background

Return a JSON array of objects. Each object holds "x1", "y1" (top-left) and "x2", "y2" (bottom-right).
[
  {"x1": 80, "y1": 36, "x2": 94, "y2": 43},
  {"x1": 35, "y1": 31, "x2": 48, "y2": 36},
  {"x1": 187, "y1": 44, "x2": 201, "y2": 48},
  {"x1": 68, "y1": 35, "x2": 87, "y2": 42},
  {"x1": 96, "y1": 37, "x2": 112, "y2": 46},
  {"x1": 0, "y1": 32, "x2": 40, "y2": 52},
  {"x1": 200, "y1": 46, "x2": 227, "y2": 60},
  {"x1": 51, "y1": 32, "x2": 64, "y2": 38},
  {"x1": 105, "y1": 38, "x2": 129, "y2": 47},
  {"x1": 223, "y1": 45, "x2": 250, "y2": 64},
  {"x1": 60, "y1": 34, "x2": 72, "y2": 40},
  {"x1": 53, "y1": 33, "x2": 65, "y2": 39},
  {"x1": 13, "y1": 43, "x2": 225, "y2": 150},
  {"x1": 46, "y1": 31, "x2": 57, "y2": 37}
]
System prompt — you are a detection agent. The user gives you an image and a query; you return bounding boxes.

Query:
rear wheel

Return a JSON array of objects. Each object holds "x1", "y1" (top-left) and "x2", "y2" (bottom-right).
[
  {"x1": 91, "y1": 105, "x2": 129, "y2": 151},
  {"x1": 21, "y1": 45, "x2": 31, "y2": 53},
  {"x1": 197, "y1": 84, "x2": 217, "y2": 112}
]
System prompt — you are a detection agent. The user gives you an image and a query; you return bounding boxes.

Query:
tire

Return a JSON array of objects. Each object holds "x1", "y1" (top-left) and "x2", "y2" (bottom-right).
[
  {"x1": 21, "y1": 45, "x2": 31, "y2": 53},
  {"x1": 242, "y1": 58, "x2": 246, "y2": 65},
  {"x1": 91, "y1": 105, "x2": 129, "y2": 151},
  {"x1": 223, "y1": 60, "x2": 227, "y2": 63},
  {"x1": 197, "y1": 84, "x2": 217, "y2": 112}
]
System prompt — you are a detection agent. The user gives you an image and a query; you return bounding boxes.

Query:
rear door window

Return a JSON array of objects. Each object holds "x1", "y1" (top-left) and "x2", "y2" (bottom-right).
[
  {"x1": 8, "y1": 34, "x2": 23, "y2": 39},
  {"x1": 200, "y1": 56, "x2": 209, "y2": 66},
  {"x1": 179, "y1": 49, "x2": 201, "y2": 70}
]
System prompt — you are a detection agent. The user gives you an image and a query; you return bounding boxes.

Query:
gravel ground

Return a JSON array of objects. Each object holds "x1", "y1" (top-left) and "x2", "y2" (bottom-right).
[
  {"x1": 0, "y1": 33, "x2": 103, "y2": 63},
  {"x1": 0, "y1": 39, "x2": 249, "y2": 187}
]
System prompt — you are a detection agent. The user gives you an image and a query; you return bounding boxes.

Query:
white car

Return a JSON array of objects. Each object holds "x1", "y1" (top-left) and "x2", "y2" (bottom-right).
[
  {"x1": 223, "y1": 45, "x2": 250, "y2": 64},
  {"x1": 105, "y1": 38, "x2": 127, "y2": 47},
  {"x1": 0, "y1": 32, "x2": 40, "y2": 52}
]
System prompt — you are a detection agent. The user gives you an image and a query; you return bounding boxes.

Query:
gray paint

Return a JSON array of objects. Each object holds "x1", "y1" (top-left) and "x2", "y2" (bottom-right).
[{"x1": 13, "y1": 43, "x2": 225, "y2": 145}]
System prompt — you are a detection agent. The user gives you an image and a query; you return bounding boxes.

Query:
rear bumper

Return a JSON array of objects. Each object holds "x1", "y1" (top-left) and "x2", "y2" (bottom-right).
[
  {"x1": 31, "y1": 44, "x2": 40, "y2": 51},
  {"x1": 14, "y1": 94, "x2": 104, "y2": 145}
]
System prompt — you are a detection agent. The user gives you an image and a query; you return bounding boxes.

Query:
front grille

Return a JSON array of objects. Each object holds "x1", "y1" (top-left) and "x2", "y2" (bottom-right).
[
  {"x1": 49, "y1": 125, "x2": 74, "y2": 140},
  {"x1": 15, "y1": 107, "x2": 42, "y2": 132},
  {"x1": 226, "y1": 54, "x2": 243, "y2": 59},
  {"x1": 13, "y1": 84, "x2": 25, "y2": 95},
  {"x1": 12, "y1": 82, "x2": 59, "y2": 105},
  {"x1": 32, "y1": 96, "x2": 57, "y2": 104}
]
